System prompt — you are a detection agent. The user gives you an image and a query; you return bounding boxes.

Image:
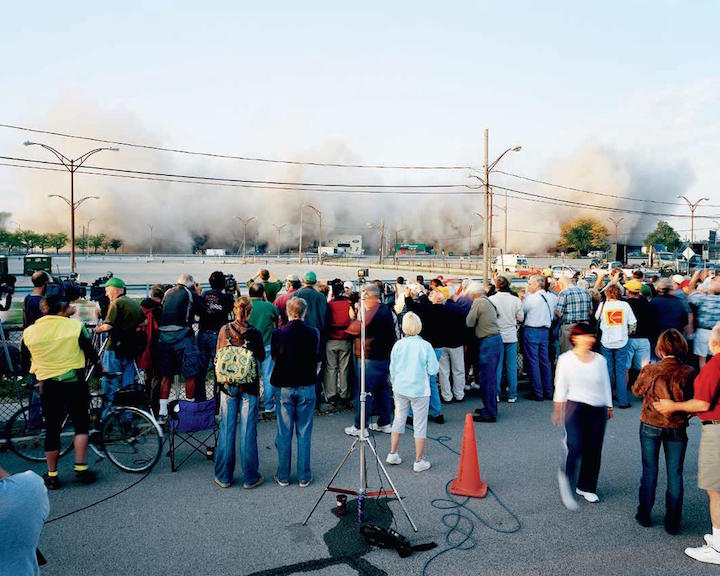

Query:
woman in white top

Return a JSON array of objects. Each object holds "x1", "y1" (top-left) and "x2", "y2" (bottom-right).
[
  {"x1": 489, "y1": 276, "x2": 523, "y2": 402},
  {"x1": 552, "y1": 322, "x2": 613, "y2": 510},
  {"x1": 595, "y1": 283, "x2": 637, "y2": 408}
]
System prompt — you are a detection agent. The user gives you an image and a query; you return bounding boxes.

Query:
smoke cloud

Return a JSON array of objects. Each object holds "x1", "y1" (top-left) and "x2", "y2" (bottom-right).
[{"x1": 14, "y1": 98, "x2": 696, "y2": 255}]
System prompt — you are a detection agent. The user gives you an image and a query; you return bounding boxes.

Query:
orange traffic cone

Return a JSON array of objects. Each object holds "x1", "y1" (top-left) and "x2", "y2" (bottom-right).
[{"x1": 449, "y1": 413, "x2": 488, "y2": 498}]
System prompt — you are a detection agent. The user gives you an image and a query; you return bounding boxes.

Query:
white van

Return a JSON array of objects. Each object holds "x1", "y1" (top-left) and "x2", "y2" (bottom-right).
[{"x1": 494, "y1": 254, "x2": 529, "y2": 272}]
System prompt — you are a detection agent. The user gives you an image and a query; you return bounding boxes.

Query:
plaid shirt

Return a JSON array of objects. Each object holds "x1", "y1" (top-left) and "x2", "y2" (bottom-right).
[{"x1": 555, "y1": 285, "x2": 592, "y2": 324}]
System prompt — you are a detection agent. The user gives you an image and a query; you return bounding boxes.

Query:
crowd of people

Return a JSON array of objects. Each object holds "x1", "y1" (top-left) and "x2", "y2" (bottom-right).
[{"x1": 9, "y1": 264, "x2": 720, "y2": 568}]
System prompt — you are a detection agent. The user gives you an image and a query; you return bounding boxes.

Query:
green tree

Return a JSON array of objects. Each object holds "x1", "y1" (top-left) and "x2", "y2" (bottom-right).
[
  {"x1": 47, "y1": 232, "x2": 69, "y2": 254},
  {"x1": 35, "y1": 234, "x2": 50, "y2": 253},
  {"x1": 16, "y1": 229, "x2": 42, "y2": 253},
  {"x1": 90, "y1": 233, "x2": 107, "y2": 254},
  {"x1": 644, "y1": 220, "x2": 681, "y2": 250},
  {"x1": 76, "y1": 234, "x2": 89, "y2": 252},
  {"x1": 558, "y1": 217, "x2": 609, "y2": 254},
  {"x1": 109, "y1": 238, "x2": 124, "y2": 253}
]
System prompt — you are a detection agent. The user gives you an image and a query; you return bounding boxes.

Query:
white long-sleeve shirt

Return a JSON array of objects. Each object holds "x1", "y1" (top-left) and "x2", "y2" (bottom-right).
[{"x1": 553, "y1": 351, "x2": 612, "y2": 408}]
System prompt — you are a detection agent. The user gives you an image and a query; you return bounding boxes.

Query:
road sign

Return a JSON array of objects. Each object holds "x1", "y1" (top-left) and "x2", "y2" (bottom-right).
[{"x1": 682, "y1": 246, "x2": 696, "y2": 260}]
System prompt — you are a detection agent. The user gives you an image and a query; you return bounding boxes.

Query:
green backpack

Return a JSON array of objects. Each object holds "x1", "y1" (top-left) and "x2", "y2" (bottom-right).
[{"x1": 214, "y1": 325, "x2": 258, "y2": 389}]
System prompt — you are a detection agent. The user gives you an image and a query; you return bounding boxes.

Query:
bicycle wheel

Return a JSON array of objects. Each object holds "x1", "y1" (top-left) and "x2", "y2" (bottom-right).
[
  {"x1": 101, "y1": 406, "x2": 162, "y2": 472},
  {"x1": 5, "y1": 405, "x2": 75, "y2": 462}
]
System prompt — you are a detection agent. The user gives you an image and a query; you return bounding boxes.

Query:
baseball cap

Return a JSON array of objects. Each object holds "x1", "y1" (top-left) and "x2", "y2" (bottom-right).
[
  {"x1": 285, "y1": 274, "x2": 300, "y2": 282},
  {"x1": 679, "y1": 278, "x2": 691, "y2": 289},
  {"x1": 624, "y1": 279, "x2": 642, "y2": 293},
  {"x1": 343, "y1": 281, "x2": 354, "y2": 290},
  {"x1": 303, "y1": 271, "x2": 317, "y2": 284},
  {"x1": 104, "y1": 277, "x2": 125, "y2": 289},
  {"x1": 671, "y1": 274, "x2": 685, "y2": 285}
]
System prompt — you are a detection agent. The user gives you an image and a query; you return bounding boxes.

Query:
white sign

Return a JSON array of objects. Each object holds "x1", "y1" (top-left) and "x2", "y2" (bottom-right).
[{"x1": 682, "y1": 246, "x2": 696, "y2": 260}]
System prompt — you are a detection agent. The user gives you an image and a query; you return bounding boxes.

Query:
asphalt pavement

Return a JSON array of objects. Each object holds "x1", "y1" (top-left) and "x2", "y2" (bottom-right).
[{"x1": 2, "y1": 389, "x2": 717, "y2": 576}]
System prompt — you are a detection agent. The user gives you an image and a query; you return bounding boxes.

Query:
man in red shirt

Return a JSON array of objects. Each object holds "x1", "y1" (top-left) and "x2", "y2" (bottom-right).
[
  {"x1": 323, "y1": 281, "x2": 353, "y2": 409},
  {"x1": 656, "y1": 323, "x2": 720, "y2": 565},
  {"x1": 274, "y1": 274, "x2": 301, "y2": 325}
]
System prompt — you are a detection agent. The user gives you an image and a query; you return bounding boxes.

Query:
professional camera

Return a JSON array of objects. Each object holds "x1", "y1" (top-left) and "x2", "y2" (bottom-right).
[
  {"x1": 0, "y1": 273, "x2": 16, "y2": 311},
  {"x1": 90, "y1": 272, "x2": 114, "y2": 302},
  {"x1": 45, "y1": 273, "x2": 87, "y2": 302},
  {"x1": 357, "y1": 268, "x2": 369, "y2": 280},
  {"x1": 223, "y1": 273, "x2": 237, "y2": 294}
]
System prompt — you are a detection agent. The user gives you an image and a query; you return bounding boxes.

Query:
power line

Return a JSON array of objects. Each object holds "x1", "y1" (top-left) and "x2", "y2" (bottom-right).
[
  {"x1": 0, "y1": 122, "x2": 471, "y2": 170},
  {"x1": 495, "y1": 169, "x2": 720, "y2": 209},
  {"x1": 0, "y1": 155, "x2": 467, "y2": 190}
]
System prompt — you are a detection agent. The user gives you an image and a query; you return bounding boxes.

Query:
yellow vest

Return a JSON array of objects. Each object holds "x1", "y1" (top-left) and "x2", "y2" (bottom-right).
[{"x1": 22, "y1": 316, "x2": 86, "y2": 381}]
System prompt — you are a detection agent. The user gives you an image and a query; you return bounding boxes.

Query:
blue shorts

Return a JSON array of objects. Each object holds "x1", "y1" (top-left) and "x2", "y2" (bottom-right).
[{"x1": 158, "y1": 333, "x2": 201, "y2": 378}]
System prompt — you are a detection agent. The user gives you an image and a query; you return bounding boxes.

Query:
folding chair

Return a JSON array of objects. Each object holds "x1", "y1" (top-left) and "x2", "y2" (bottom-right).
[{"x1": 167, "y1": 398, "x2": 217, "y2": 472}]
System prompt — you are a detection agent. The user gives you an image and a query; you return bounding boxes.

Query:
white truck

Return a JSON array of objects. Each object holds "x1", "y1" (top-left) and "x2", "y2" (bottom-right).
[
  {"x1": 494, "y1": 254, "x2": 529, "y2": 272},
  {"x1": 590, "y1": 261, "x2": 644, "y2": 278}
]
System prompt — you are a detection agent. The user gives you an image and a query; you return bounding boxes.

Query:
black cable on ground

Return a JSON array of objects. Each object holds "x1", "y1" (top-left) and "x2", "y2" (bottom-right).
[{"x1": 45, "y1": 469, "x2": 152, "y2": 524}]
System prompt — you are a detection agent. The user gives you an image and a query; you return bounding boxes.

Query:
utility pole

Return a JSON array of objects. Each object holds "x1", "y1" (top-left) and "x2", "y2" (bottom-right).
[
  {"x1": 483, "y1": 129, "x2": 490, "y2": 280},
  {"x1": 304, "y1": 205, "x2": 322, "y2": 264},
  {"x1": 148, "y1": 224, "x2": 154, "y2": 258},
  {"x1": 393, "y1": 228, "x2": 404, "y2": 266},
  {"x1": 379, "y1": 218, "x2": 385, "y2": 265},
  {"x1": 298, "y1": 208, "x2": 303, "y2": 263},
  {"x1": 236, "y1": 216, "x2": 255, "y2": 260},
  {"x1": 272, "y1": 224, "x2": 286, "y2": 259},
  {"x1": 678, "y1": 195, "x2": 710, "y2": 243},
  {"x1": 609, "y1": 217, "x2": 624, "y2": 248}
]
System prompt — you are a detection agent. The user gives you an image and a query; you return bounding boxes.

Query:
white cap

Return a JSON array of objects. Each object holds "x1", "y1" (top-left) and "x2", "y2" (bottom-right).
[
  {"x1": 343, "y1": 281, "x2": 354, "y2": 290},
  {"x1": 671, "y1": 274, "x2": 685, "y2": 285}
]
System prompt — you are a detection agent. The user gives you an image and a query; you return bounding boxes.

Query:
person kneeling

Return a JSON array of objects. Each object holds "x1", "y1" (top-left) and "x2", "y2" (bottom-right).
[{"x1": 385, "y1": 312, "x2": 439, "y2": 472}]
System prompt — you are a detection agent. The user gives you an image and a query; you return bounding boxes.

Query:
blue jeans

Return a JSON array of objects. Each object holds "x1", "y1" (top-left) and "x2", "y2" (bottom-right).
[
  {"x1": 102, "y1": 349, "x2": 136, "y2": 405},
  {"x1": 477, "y1": 334, "x2": 502, "y2": 419},
  {"x1": 214, "y1": 390, "x2": 260, "y2": 486},
  {"x1": 353, "y1": 359, "x2": 391, "y2": 428},
  {"x1": 496, "y1": 341, "x2": 518, "y2": 399},
  {"x1": 261, "y1": 344, "x2": 276, "y2": 412},
  {"x1": 523, "y1": 327, "x2": 553, "y2": 398},
  {"x1": 197, "y1": 331, "x2": 219, "y2": 402},
  {"x1": 410, "y1": 349, "x2": 442, "y2": 418},
  {"x1": 626, "y1": 338, "x2": 651, "y2": 370},
  {"x1": 637, "y1": 423, "x2": 687, "y2": 532},
  {"x1": 600, "y1": 343, "x2": 631, "y2": 405},
  {"x1": 275, "y1": 386, "x2": 315, "y2": 483}
]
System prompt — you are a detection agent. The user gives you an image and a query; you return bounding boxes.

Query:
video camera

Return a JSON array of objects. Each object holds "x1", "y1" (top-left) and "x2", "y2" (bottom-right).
[
  {"x1": 0, "y1": 273, "x2": 16, "y2": 311},
  {"x1": 45, "y1": 273, "x2": 87, "y2": 302},
  {"x1": 90, "y1": 272, "x2": 114, "y2": 302},
  {"x1": 223, "y1": 273, "x2": 237, "y2": 294},
  {"x1": 357, "y1": 268, "x2": 369, "y2": 281}
]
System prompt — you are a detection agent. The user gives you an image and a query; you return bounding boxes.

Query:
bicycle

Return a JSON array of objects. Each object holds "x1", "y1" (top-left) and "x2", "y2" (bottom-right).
[{"x1": 4, "y1": 342, "x2": 163, "y2": 473}]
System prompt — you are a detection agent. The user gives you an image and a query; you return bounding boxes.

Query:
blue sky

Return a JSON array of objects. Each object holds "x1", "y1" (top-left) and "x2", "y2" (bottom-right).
[{"x1": 1, "y1": 1, "x2": 719, "y2": 248}]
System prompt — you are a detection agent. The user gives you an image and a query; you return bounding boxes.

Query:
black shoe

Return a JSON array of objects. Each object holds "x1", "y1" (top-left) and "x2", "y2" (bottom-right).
[
  {"x1": 441, "y1": 398, "x2": 453, "y2": 405},
  {"x1": 73, "y1": 469, "x2": 98, "y2": 485},
  {"x1": 406, "y1": 416, "x2": 414, "y2": 426},
  {"x1": 43, "y1": 473, "x2": 60, "y2": 490},
  {"x1": 635, "y1": 512, "x2": 651, "y2": 528},
  {"x1": 618, "y1": 403, "x2": 631, "y2": 409},
  {"x1": 428, "y1": 414, "x2": 445, "y2": 424},
  {"x1": 523, "y1": 393, "x2": 544, "y2": 402},
  {"x1": 474, "y1": 408, "x2": 484, "y2": 414},
  {"x1": 473, "y1": 414, "x2": 496, "y2": 423},
  {"x1": 543, "y1": 394, "x2": 554, "y2": 401}
]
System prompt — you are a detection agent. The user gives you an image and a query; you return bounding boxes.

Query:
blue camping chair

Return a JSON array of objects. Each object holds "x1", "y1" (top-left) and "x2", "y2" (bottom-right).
[{"x1": 167, "y1": 398, "x2": 217, "y2": 472}]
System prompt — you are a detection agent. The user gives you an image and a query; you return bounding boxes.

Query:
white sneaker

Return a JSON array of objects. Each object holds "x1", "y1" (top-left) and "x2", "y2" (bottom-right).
[
  {"x1": 496, "y1": 395, "x2": 500, "y2": 402},
  {"x1": 464, "y1": 384, "x2": 472, "y2": 391},
  {"x1": 413, "y1": 459, "x2": 431, "y2": 472},
  {"x1": 470, "y1": 383, "x2": 481, "y2": 390},
  {"x1": 576, "y1": 488, "x2": 600, "y2": 503},
  {"x1": 557, "y1": 469, "x2": 578, "y2": 511},
  {"x1": 369, "y1": 423, "x2": 392, "y2": 434},
  {"x1": 386, "y1": 452, "x2": 402, "y2": 465},
  {"x1": 704, "y1": 534, "x2": 715, "y2": 547},
  {"x1": 344, "y1": 425, "x2": 368, "y2": 438},
  {"x1": 508, "y1": 397, "x2": 517, "y2": 403},
  {"x1": 685, "y1": 544, "x2": 720, "y2": 565}
]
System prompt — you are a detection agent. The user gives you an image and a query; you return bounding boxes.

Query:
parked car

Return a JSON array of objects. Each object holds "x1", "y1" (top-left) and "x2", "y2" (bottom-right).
[
  {"x1": 587, "y1": 250, "x2": 605, "y2": 259},
  {"x1": 551, "y1": 265, "x2": 580, "y2": 279}
]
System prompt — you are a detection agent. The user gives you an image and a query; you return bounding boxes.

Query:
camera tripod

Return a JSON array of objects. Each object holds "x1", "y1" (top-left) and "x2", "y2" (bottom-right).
[
  {"x1": 303, "y1": 281, "x2": 417, "y2": 532},
  {"x1": 0, "y1": 318, "x2": 15, "y2": 378}
]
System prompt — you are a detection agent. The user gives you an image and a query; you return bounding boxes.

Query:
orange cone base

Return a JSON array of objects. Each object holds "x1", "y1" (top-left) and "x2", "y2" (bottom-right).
[{"x1": 449, "y1": 477, "x2": 488, "y2": 498}]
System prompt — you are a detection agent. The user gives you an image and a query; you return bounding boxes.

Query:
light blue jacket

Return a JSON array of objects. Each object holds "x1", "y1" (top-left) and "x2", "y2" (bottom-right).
[{"x1": 389, "y1": 335, "x2": 440, "y2": 397}]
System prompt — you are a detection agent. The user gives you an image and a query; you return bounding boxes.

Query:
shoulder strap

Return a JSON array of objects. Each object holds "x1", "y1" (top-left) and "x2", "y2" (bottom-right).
[
  {"x1": 181, "y1": 285, "x2": 194, "y2": 324},
  {"x1": 539, "y1": 293, "x2": 553, "y2": 321}
]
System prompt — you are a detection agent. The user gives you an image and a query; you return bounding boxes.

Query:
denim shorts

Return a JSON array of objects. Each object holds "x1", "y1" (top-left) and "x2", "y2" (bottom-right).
[{"x1": 158, "y1": 334, "x2": 201, "y2": 378}]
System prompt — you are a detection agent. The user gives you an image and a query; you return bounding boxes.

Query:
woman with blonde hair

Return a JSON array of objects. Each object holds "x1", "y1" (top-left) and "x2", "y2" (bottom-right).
[{"x1": 385, "y1": 312, "x2": 439, "y2": 472}]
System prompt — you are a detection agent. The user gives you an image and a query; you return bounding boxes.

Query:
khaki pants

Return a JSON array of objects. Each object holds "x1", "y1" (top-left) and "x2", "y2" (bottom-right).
[{"x1": 323, "y1": 339, "x2": 352, "y2": 400}]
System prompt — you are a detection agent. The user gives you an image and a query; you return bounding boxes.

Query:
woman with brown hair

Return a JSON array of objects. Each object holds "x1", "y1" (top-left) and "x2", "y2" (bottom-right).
[
  {"x1": 552, "y1": 322, "x2": 613, "y2": 510},
  {"x1": 213, "y1": 297, "x2": 266, "y2": 489},
  {"x1": 632, "y1": 329, "x2": 695, "y2": 534}
]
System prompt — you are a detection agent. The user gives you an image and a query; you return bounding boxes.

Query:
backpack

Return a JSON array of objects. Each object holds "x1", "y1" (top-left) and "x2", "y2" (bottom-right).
[{"x1": 214, "y1": 324, "x2": 258, "y2": 392}]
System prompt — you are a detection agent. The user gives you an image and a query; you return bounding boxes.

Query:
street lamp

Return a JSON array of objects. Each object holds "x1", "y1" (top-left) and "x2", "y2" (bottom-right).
[
  {"x1": 25, "y1": 141, "x2": 118, "y2": 272},
  {"x1": 272, "y1": 224, "x2": 287, "y2": 259},
  {"x1": 148, "y1": 224, "x2": 154, "y2": 259},
  {"x1": 304, "y1": 205, "x2": 323, "y2": 264},
  {"x1": 367, "y1": 219, "x2": 386, "y2": 265},
  {"x1": 609, "y1": 217, "x2": 624, "y2": 249},
  {"x1": 469, "y1": 132, "x2": 521, "y2": 280},
  {"x1": 235, "y1": 216, "x2": 256, "y2": 259},
  {"x1": 678, "y1": 195, "x2": 710, "y2": 243}
]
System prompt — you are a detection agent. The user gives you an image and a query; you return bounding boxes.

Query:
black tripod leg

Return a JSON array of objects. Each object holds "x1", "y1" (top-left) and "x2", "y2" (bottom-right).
[{"x1": 303, "y1": 437, "x2": 359, "y2": 526}]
